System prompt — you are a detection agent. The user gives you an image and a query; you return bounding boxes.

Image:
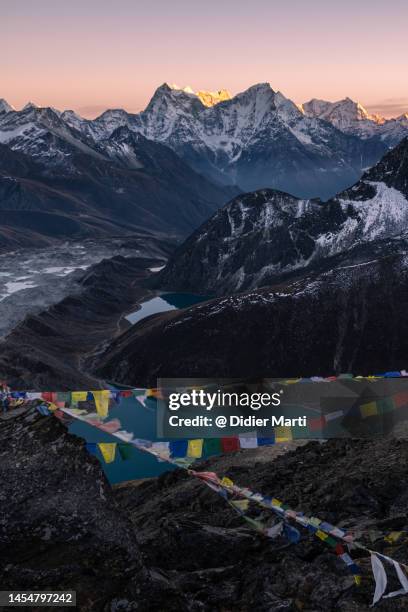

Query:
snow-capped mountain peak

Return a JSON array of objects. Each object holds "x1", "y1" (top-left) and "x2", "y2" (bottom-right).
[
  {"x1": 301, "y1": 97, "x2": 390, "y2": 140},
  {"x1": 158, "y1": 138, "x2": 408, "y2": 295},
  {"x1": 22, "y1": 101, "x2": 39, "y2": 111},
  {"x1": 303, "y1": 96, "x2": 378, "y2": 123},
  {"x1": 0, "y1": 99, "x2": 13, "y2": 114},
  {"x1": 168, "y1": 83, "x2": 195, "y2": 95},
  {"x1": 167, "y1": 83, "x2": 232, "y2": 107},
  {"x1": 196, "y1": 89, "x2": 231, "y2": 107},
  {"x1": 1, "y1": 83, "x2": 408, "y2": 200}
]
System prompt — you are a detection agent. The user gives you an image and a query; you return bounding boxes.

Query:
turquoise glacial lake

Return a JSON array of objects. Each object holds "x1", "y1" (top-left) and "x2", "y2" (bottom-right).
[{"x1": 69, "y1": 395, "x2": 171, "y2": 484}]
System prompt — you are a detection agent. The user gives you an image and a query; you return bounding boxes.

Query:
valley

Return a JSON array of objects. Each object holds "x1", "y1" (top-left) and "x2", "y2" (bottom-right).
[
  {"x1": 0, "y1": 233, "x2": 174, "y2": 389},
  {"x1": 0, "y1": 238, "x2": 144, "y2": 337}
]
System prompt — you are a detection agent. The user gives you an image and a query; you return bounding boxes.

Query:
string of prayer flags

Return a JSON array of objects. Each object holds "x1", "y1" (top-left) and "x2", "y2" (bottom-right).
[
  {"x1": 257, "y1": 435, "x2": 276, "y2": 446},
  {"x1": 266, "y1": 522, "x2": 284, "y2": 539},
  {"x1": 118, "y1": 443, "x2": 133, "y2": 460},
  {"x1": 203, "y1": 438, "x2": 222, "y2": 455},
  {"x1": 282, "y1": 523, "x2": 301, "y2": 544},
  {"x1": 309, "y1": 416, "x2": 326, "y2": 431},
  {"x1": 36, "y1": 403, "x2": 53, "y2": 416},
  {"x1": 41, "y1": 392, "x2": 57, "y2": 403},
  {"x1": 98, "y1": 442, "x2": 116, "y2": 463},
  {"x1": 92, "y1": 390, "x2": 110, "y2": 418},
  {"x1": 72, "y1": 391, "x2": 88, "y2": 403},
  {"x1": 151, "y1": 441, "x2": 170, "y2": 455},
  {"x1": 238, "y1": 432, "x2": 258, "y2": 448},
  {"x1": 360, "y1": 402, "x2": 378, "y2": 418},
  {"x1": 384, "y1": 531, "x2": 404, "y2": 544},
  {"x1": 393, "y1": 390, "x2": 408, "y2": 408},
  {"x1": 371, "y1": 554, "x2": 388, "y2": 605},
  {"x1": 170, "y1": 439, "x2": 189, "y2": 458},
  {"x1": 381, "y1": 553, "x2": 408, "y2": 599},
  {"x1": 187, "y1": 438, "x2": 203, "y2": 458},
  {"x1": 230, "y1": 499, "x2": 250, "y2": 513},
  {"x1": 275, "y1": 426, "x2": 292, "y2": 442},
  {"x1": 221, "y1": 437, "x2": 240, "y2": 452},
  {"x1": 97, "y1": 418, "x2": 121, "y2": 434}
]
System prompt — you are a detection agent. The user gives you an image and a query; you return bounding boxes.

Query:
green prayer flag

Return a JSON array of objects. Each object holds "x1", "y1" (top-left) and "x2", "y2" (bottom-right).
[
  {"x1": 203, "y1": 438, "x2": 222, "y2": 457},
  {"x1": 56, "y1": 391, "x2": 71, "y2": 403},
  {"x1": 118, "y1": 444, "x2": 133, "y2": 460},
  {"x1": 325, "y1": 536, "x2": 338, "y2": 548},
  {"x1": 377, "y1": 397, "x2": 395, "y2": 414}
]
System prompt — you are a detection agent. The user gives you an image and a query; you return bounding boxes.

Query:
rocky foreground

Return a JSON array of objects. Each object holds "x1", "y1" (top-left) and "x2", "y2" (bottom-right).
[{"x1": 1, "y1": 403, "x2": 407, "y2": 611}]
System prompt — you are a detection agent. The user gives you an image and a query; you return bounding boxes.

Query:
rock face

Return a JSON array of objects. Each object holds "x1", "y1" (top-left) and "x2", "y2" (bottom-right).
[
  {"x1": 0, "y1": 403, "x2": 187, "y2": 611},
  {"x1": 2, "y1": 403, "x2": 407, "y2": 610},
  {"x1": 302, "y1": 97, "x2": 408, "y2": 146},
  {"x1": 97, "y1": 239, "x2": 408, "y2": 385},
  {"x1": 116, "y1": 437, "x2": 408, "y2": 611},
  {"x1": 157, "y1": 138, "x2": 408, "y2": 295},
  {"x1": 128, "y1": 83, "x2": 388, "y2": 199}
]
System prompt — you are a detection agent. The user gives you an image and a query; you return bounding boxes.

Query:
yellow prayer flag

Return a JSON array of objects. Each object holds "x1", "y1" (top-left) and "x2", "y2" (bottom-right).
[
  {"x1": 316, "y1": 529, "x2": 328, "y2": 541},
  {"x1": 231, "y1": 499, "x2": 249, "y2": 512},
  {"x1": 360, "y1": 402, "x2": 378, "y2": 418},
  {"x1": 92, "y1": 390, "x2": 110, "y2": 418},
  {"x1": 275, "y1": 426, "x2": 293, "y2": 442},
  {"x1": 187, "y1": 439, "x2": 203, "y2": 458},
  {"x1": 98, "y1": 443, "x2": 116, "y2": 463},
  {"x1": 221, "y1": 476, "x2": 234, "y2": 488},
  {"x1": 271, "y1": 498, "x2": 282, "y2": 507},
  {"x1": 72, "y1": 391, "x2": 88, "y2": 402},
  {"x1": 384, "y1": 531, "x2": 403, "y2": 544},
  {"x1": 354, "y1": 575, "x2": 362, "y2": 586}
]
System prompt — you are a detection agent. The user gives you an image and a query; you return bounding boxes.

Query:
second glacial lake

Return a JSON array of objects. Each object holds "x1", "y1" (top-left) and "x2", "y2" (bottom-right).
[{"x1": 125, "y1": 292, "x2": 210, "y2": 325}]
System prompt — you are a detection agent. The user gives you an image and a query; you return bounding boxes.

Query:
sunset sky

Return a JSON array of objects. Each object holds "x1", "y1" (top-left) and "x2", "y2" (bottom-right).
[{"x1": 2, "y1": 0, "x2": 407, "y2": 118}]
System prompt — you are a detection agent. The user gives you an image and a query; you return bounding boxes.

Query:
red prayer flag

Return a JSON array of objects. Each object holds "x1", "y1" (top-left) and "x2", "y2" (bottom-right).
[
  {"x1": 221, "y1": 437, "x2": 240, "y2": 452},
  {"x1": 309, "y1": 416, "x2": 325, "y2": 431},
  {"x1": 120, "y1": 390, "x2": 133, "y2": 398},
  {"x1": 393, "y1": 390, "x2": 408, "y2": 408}
]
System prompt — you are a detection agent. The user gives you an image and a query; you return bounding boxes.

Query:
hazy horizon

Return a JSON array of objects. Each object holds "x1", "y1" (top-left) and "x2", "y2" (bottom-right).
[{"x1": 2, "y1": 0, "x2": 408, "y2": 118}]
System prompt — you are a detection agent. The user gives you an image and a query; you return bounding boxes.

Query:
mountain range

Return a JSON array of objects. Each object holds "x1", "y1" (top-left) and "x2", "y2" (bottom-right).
[
  {"x1": 0, "y1": 102, "x2": 235, "y2": 250},
  {"x1": 2, "y1": 125, "x2": 408, "y2": 387},
  {"x1": 60, "y1": 83, "x2": 407, "y2": 198},
  {"x1": 1, "y1": 83, "x2": 408, "y2": 251}
]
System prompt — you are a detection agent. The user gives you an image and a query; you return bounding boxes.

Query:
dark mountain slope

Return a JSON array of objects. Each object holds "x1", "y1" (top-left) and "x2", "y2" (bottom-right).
[
  {"x1": 157, "y1": 138, "x2": 408, "y2": 295},
  {"x1": 0, "y1": 252, "x2": 170, "y2": 390},
  {"x1": 97, "y1": 238, "x2": 408, "y2": 386},
  {"x1": 0, "y1": 123, "x2": 236, "y2": 250}
]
